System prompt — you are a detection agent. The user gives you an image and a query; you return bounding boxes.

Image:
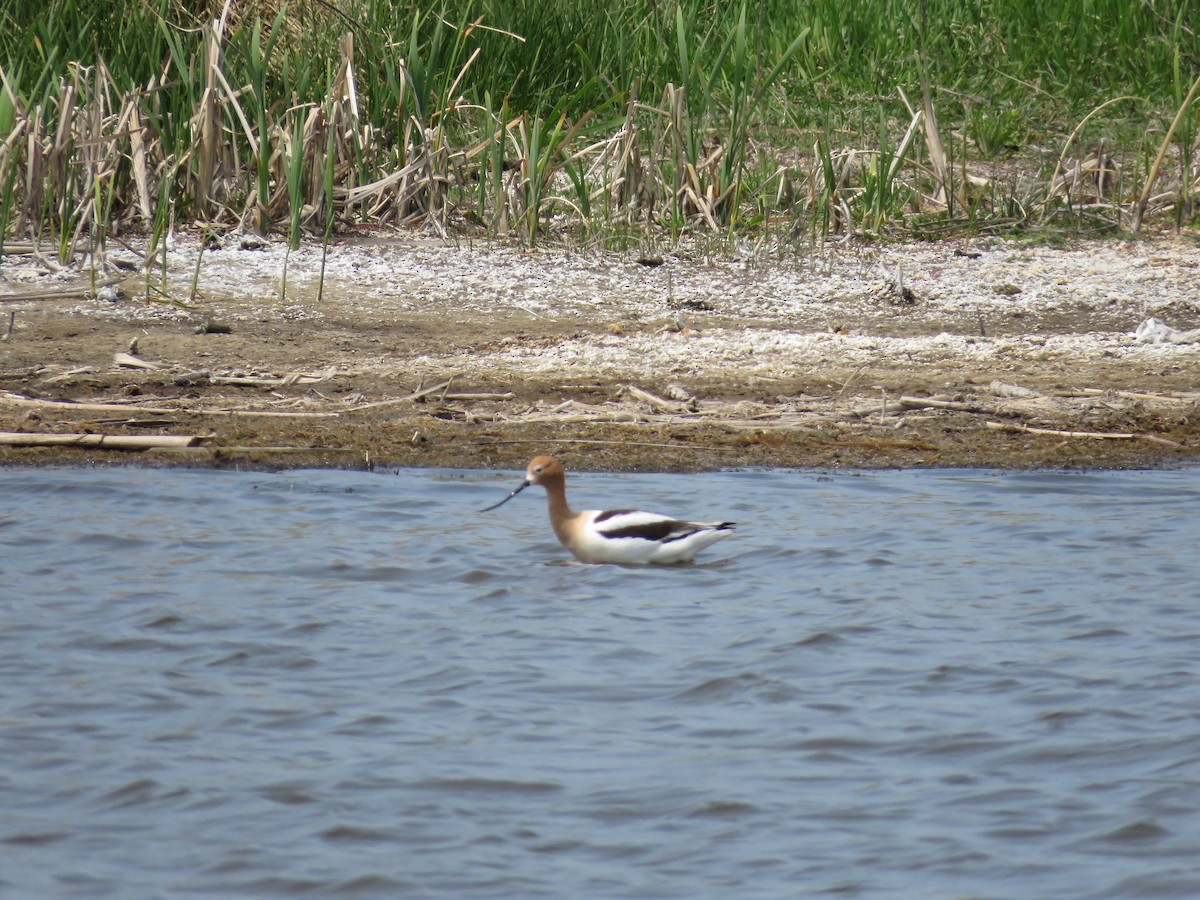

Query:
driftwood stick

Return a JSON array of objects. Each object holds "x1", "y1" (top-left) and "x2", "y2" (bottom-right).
[
  {"x1": 711, "y1": 417, "x2": 817, "y2": 431},
  {"x1": 509, "y1": 412, "x2": 644, "y2": 424},
  {"x1": 986, "y1": 421, "x2": 1134, "y2": 439},
  {"x1": 0, "y1": 392, "x2": 336, "y2": 418},
  {"x1": 848, "y1": 402, "x2": 902, "y2": 419},
  {"x1": 834, "y1": 364, "x2": 869, "y2": 399},
  {"x1": 1054, "y1": 388, "x2": 1199, "y2": 403},
  {"x1": 1, "y1": 393, "x2": 178, "y2": 414},
  {"x1": 83, "y1": 416, "x2": 181, "y2": 427},
  {"x1": 0, "y1": 275, "x2": 126, "y2": 303},
  {"x1": 215, "y1": 409, "x2": 339, "y2": 418},
  {"x1": 0, "y1": 432, "x2": 201, "y2": 450},
  {"x1": 984, "y1": 420, "x2": 1185, "y2": 447},
  {"x1": 1141, "y1": 434, "x2": 1189, "y2": 448},
  {"x1": 899, "y1": 395, "x2": 1001, "y2": 415},
  {"x1": 443, "y1": 392, "x2": 516, "y2": 401},
  {"x1": 113, "y1": 351, "x2": 163, "y2": 370},
  {"x1": 210, "y1": 370, "x2": 337, "y2": 387},
  {"x1": 211, "y1": 375, "x2": 291, "y2": 387},
  {"x1": 346, "y1": 376, "x2": 458, "y2": 412},
  {"x1": 39, "y1": 366, "x2": 99, "y2": 383},
  {"x1": 623, "y1": 384, "x2": 688, "y2": 412}
]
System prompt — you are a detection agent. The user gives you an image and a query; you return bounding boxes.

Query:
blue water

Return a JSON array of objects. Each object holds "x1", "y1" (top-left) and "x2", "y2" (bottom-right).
[{"x1": 1, "y1": 465, "x2": 1198, "y2": 898}]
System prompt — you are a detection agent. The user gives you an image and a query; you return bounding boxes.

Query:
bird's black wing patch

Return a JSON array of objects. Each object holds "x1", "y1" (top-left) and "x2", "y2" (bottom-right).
[
  {"x1": 593, "y1": 508, "x2": 638, "y2": 524},
  {"x1": 595, "y1": 511, "x2": 735, "y2": 543},
  {"x1": 596, "y1": 515, "x2": 682, "y2": 542}
]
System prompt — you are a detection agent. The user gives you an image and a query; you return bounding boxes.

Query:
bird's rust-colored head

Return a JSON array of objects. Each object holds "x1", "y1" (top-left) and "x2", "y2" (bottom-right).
[
  {"x1": 525, "y1": 455, "x2": 565, "y2": 486},
  {"x1": 481, "y1": 456, "x2": 566, "y2": 512}
]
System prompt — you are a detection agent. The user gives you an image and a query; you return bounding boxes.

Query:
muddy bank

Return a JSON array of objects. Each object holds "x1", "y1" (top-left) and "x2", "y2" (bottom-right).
[{"x1": 1, "y1": 230, "x2": 1198, "y2": 471}]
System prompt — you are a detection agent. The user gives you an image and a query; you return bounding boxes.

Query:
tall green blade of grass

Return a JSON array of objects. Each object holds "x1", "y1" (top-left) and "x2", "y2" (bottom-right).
[
  {"x1": 317, "y1": 94, "x2": 337, "y2": 303},
  {"x1": 0, "y1": 65, "x2": 18, "y2": 252},
  {"x1": 146, "y1": 159, "x2": 176, "y2": 301},
  {"x1": 235, "y1": 6, "x2": 290, "y2": 233},
  {"x1": 283, "y1": 106, "x2": 308, "y2": 252}
]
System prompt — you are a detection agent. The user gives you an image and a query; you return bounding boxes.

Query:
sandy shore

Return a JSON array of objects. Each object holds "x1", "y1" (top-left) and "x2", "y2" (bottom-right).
[{"x1": 1, "y1": 229, "x2": 1198, "y2": 471}]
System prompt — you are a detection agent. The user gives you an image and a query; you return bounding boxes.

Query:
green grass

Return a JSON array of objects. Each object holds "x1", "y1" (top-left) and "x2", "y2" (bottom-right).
[{"x1": 1, "y1": 0, "x2": 1198, "y2": 259}]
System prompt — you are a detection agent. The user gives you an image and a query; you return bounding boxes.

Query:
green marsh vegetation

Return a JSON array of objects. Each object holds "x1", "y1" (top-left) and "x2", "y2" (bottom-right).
[{"x1": 1, "y1": 0, "x2": 1198, "y2": 273}]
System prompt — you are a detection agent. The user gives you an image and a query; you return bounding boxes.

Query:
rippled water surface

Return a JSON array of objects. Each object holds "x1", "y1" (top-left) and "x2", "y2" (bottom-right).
[{"x1": 1, "y1": 465, "x2": 1198, "y2": 898}]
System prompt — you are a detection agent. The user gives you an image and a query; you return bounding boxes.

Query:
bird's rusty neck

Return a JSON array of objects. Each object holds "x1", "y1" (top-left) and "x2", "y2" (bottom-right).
[{"x1": 539, "y1": 470, "x2": 574, "y2": 540}]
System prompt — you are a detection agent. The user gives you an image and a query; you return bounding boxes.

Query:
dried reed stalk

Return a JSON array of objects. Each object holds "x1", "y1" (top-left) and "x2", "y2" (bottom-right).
[
  {"x1": 0, "y1": 432, "x2": 201, "y2": 449},
  {"x1": 1131, "y1": 71, "x2": 1200, "y2": 232}
]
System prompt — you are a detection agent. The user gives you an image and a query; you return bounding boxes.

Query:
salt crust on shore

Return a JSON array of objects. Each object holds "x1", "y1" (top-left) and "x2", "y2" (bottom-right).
[{"x1": 5, "y1": 231, "x2": 1197, "y2": 383}]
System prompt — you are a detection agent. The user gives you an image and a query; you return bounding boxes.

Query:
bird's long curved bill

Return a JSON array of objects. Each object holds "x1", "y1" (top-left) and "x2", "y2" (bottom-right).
[{"x1": 481, "y1": 479, "x2": 529, "y2": 512}]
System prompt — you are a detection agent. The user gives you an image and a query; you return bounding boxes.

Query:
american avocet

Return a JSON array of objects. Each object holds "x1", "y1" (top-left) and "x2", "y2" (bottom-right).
[{"x1": 482, "y1": 455, "x2": 735, "y2": 565}]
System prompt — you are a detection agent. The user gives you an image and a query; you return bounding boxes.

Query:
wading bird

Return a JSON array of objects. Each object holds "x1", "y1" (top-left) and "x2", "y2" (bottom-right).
[{"x1": 482, "y1": 456, "x2": 735, "y2": 565}]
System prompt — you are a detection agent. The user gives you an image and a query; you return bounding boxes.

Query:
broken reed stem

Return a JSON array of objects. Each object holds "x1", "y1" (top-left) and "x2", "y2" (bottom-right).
[
  {"x1": 0, "y1": 432, "x2": 201, "y2": 449},
  {"x1": 1131, "y1": 70, "x2": 1200, "y2": 232},
  {"x1": 0, "y1": 275, "x2": 125, "y2": 302},
  {"x1": 0, "y1": 392, "x2": 336, "y2": 418},
  {"x1": 346, "y1": 377, "x2": 458, "y2": 412},
  {"x1": 898, "y1": 395, "x2": 1006, "y2": 416},
  {"x1": 984, "y1": 420, "x2": 1185, "y2": 447}
]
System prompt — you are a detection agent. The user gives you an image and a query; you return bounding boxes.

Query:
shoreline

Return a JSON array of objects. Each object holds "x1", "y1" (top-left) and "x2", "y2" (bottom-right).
[{"x1": 2, "y1": 229, "x2": 1198, "y2": 472}]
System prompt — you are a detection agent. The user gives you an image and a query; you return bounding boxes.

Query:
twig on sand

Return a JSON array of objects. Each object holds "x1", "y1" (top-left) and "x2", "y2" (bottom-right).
[
  {"x1": 984, "y1": 421, "x2": 1185, "y2": 448},
  {"x1": 346, "y1": 376, "x2": 458, "y2": 412},
  {"x1": 621, "y1": 384, "x2": 690, "y2": 413},
  {"x1": 0, "y1": 393, "x2": 179, "y2": 414},
  {"x1": 899, "y1": 395, "x2": 1005, "y2": 416},
  {"x1": 834, "y1": 364, "x2": 869, "y2": 399},
  {"x1": 1054, "y1": 388, "x2": 1200, "y2": 403},
  {"x1": 0, "y1": 392, "x2": 336, "y2": 418},
  {"x1": 0, "y1": 275, "x2": 126, "y2": 303},
  {"x1": 113, "y1": 351, "x2": 164, "y2": 370},
  {"x1": 0, "y1": 432, "x2": 202, "y2": 450},
  {"x1": 443, "y1": 392, "x2": 515, "y2": 401},
  {"x1": 208, "y1": 367, "x2": 338, "y2": 387}
]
